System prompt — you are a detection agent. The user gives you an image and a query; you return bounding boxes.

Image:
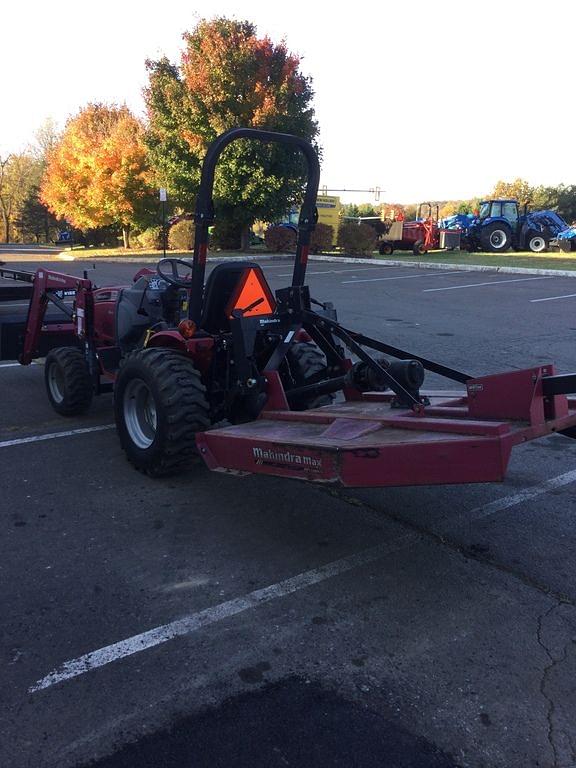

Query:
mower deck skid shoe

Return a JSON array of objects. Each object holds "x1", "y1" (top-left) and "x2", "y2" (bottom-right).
[{"x1": 196, "y1": 367, "x2": 576, "y2": 488}]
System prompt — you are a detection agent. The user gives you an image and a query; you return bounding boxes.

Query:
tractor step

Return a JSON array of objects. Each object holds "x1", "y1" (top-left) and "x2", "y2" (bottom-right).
[{"x1": 196, "y1": 367, "x2": 576, "y2": 488}]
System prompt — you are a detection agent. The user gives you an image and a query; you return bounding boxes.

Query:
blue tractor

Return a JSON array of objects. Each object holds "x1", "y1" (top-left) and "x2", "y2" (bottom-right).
[{"x1": 464, "y1": 199, "x2": 568, "y2": 253}]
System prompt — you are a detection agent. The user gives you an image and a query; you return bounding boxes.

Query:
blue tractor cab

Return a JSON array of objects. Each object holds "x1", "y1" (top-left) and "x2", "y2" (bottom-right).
[{"x1": 465, "y1": 199, "x2": 567, "y2": 253}]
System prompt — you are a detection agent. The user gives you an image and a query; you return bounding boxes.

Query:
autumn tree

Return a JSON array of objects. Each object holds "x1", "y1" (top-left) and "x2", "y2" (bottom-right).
[
  {"x1": 145, "y1": 18, "x2": 319, "y2": 249},
  {"x1": 439, "y1": 199, "x2": 480, "y2": 219},
  {"x1": 41, "y1": 104, "x2": 155, "y2": 248},
  {"x1": 491, "y1": 178, "x2": 534, "y2": 204}
]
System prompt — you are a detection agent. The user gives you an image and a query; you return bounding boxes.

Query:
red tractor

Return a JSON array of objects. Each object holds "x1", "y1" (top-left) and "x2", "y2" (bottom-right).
[
  {"x1": 378, "y1": 203, "x2": 459, "y2": 256},
  {"x1": 2, "y1": 128, "x2": 576, "y2": 487}
]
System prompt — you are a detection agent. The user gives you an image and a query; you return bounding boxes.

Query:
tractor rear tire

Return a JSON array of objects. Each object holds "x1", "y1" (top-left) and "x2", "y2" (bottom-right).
[
  {"x1": 114, "y1": 348, "x2": 210, "y2": 477},
  {"x1": 527, "y1": 232, "x2": 548, "y2": 253},
  {"x1": 286, "y1": 342, "x2": 335, "y2": 411},
  {"x1": 413, "y1": 241, "x2": 427, "y2": 256},
  {"x1": 480, "y1": 222, "x2": 512, "y2": 252},
  {"x1": 45, "y1": 347, "x2": 93, "y2": 416}
]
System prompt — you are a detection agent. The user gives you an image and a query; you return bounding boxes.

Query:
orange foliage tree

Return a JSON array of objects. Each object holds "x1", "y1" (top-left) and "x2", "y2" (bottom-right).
[
  {"x1": 41, "y1": 104, "x2": 154, "y2": 248},
  {"x1": 145, "y1": 18, "x2": 318, "y2": 248}
]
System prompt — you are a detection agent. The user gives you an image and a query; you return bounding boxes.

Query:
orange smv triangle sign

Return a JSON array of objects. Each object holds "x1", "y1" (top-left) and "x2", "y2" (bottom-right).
[{"x1": 226, "y1": 268, "x2": 276, "y2": 318}]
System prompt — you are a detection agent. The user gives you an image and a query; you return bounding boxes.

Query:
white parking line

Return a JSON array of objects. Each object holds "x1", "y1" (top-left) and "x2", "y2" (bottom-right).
[
  {"x1": 30, "y1": 536, "x2": 415, "y2": 691},
  {"x1": 29, "y1": 466, "x2": 576, "y2": 692},
  {"x1": 342, "y1": 270, "x2": 467, "y2": 285},
  {"x1": 422, "y1": 276, "x2": 556, "y2": 293},
  {"x1": 0, "y1": 424, "x2": 114, "y2": 449},
  {"x1": 446, "y1": 468, "x2": 576, "y2": 526},
  {"x1": 0, "y1": 362, "x2": 25, "y2": 369},
  {"x1": 276, "y1": 267, "x2": 396, "y2": 278},
  {"x1": 531, "y1": 292, "x2": 576, "y2": 303}
]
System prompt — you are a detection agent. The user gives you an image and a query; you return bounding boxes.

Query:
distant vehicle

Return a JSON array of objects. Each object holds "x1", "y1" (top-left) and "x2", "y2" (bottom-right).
[
  {"x1": 376, "y1": 203, "x2": 461, "y2": 256},
  {"x1": 463, "y1": 200, "x2": 569, "y2": 253}
]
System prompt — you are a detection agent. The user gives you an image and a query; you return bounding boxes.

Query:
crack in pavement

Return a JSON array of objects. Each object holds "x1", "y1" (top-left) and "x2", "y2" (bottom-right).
[
  {"x1": 323, "y1": 487, "x2": 576, "y2": 767},
  {"x1": 536, "y1": 605, "x2": 576, "y2": 768},
  {"x1": 323, "y1": 487, "x2": 576, "y2": 607},
  {"x1": 537, "y1": 604, "x2": 565, "y2": 768}
]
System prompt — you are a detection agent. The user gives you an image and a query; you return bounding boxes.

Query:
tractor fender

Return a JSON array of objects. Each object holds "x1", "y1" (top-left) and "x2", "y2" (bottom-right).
[
  {"x1": 147, "y1": 330, "x2": 214, "y2": 353},
  {"x1": 146, "y1": 330, "x2": 188, "y2": 351},
  {"x1": 146, "y1": 331, "x2": 214, "y2": 375}
]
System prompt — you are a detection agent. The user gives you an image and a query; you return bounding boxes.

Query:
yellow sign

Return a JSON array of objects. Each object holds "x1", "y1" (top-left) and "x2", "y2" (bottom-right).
[{"x1": 316, "y1": 195, "x2": 341, "y2": 242}]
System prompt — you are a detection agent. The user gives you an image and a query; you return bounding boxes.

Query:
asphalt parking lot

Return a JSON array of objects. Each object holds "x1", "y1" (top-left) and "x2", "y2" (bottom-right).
[{"x1": 2, "y1": 254, "x2": 576, "y2": 768}]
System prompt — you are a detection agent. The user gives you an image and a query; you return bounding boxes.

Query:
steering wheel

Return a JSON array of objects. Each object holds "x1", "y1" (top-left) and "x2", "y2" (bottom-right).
[{"x1": 156, "y1": 258, "x2": 193, "y2": 288}]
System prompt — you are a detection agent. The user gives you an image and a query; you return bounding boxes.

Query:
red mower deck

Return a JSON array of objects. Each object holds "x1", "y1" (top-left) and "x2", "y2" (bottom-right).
[{"x1": 198, "y1": 367, "x2": 576, "y2": 487}]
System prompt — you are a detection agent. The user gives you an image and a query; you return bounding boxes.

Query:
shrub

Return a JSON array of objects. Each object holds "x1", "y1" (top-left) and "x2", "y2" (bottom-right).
[
  {"x1": 337, "y1": 222, "x2": 377, "y2": 256},
  {"x1": 264, "y1": 225, "x2": 296, "y2": 253},
  {"x1": 168, "y1": 219, "x2": 194, "y2": 251},
  {"x1": 310, "y1": 223, "x2": 334, "y2": 254},
  {"x1": 137, "y1": 226, "x2": 164, "y2": 250},
  {"x1": 82, "y1": 226, "x2": 120, "y2": 247},
  {"x1": 210, "y1": 220, "x2": 242, "y2": 250}
]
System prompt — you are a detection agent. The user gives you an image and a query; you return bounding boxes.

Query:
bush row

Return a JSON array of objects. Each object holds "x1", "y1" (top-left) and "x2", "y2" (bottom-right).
[{"x1": 133, "y1": 219, "x2": 377, "y2": 257}]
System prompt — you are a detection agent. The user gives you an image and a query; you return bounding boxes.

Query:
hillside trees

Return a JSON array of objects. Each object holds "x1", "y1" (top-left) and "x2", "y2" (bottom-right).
[
  {"x1": 41, "y1": 104, "x2": 155, "y2": 248},
  {"x1": 490, "y1": 179, "x2": 576, "y2": 223},
  {"x1": 145, "y1": 18, "x2": 319, "y2": 249},
  {"x1": 491, "y1": 178, "x2": 533, "y2": 205}
]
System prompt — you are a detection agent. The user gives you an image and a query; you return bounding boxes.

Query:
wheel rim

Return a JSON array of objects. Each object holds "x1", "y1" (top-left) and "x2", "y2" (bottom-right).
[
  {"x1": 48, "y1": 363, "x2": 65, "y2": 404},
  {"x1": 489, "y1": 230, "x2": 507, "y2": 249},
  {"x1": 530, "y1": 236, "x2": 546, "y2": 252},
  {"x1": 123, "y1": 378, "x2": 158, "y2": 449}
]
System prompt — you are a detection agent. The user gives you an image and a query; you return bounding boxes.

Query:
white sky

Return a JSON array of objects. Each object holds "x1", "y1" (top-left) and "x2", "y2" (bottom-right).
[{"x1": 2, "y1": 0, "x2": 574, "y2": 203}]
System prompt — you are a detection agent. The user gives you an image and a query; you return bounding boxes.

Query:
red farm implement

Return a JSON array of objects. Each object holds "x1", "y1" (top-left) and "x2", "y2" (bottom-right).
[
  {"x1": 1, "y1": 128, "x2": 575, "y2": 486},
  {"x1": 378, "y1": 203, "x2": 461, "y2": 256}
]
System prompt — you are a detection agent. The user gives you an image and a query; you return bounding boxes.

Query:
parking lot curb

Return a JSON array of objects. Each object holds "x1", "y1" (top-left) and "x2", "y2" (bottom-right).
[
  {"x1": 56, "y1": 252, "x2": 292, "y2": 264},
  {"x1": 308, "y1": 254, "x2": 576, "y2": 278}
]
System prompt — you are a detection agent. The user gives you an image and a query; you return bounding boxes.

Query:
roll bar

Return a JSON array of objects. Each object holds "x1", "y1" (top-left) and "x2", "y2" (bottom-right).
[{"x1": 189, "y1": 128, "x2": 320, "y2": 323}]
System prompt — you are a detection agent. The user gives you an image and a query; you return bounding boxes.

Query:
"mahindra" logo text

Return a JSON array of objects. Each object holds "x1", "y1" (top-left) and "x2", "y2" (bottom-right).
[{"x1": 253, "y1": 447, "x2": 322, "y2": 470}]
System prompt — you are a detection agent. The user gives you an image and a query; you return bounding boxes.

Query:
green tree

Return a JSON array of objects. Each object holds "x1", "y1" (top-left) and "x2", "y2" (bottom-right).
[
  {"x1": 0, "y1": 153, "x2": 41, "y2": 243},
  {"x1": 15, "y1": 185, "x2": 61, "y2": 243},
  {"x1": 532, "y1": 184, "x2": 576, "y2": 224},
  {"x1": 145, "y1": 18, "x2": 319, "y2": 249}
]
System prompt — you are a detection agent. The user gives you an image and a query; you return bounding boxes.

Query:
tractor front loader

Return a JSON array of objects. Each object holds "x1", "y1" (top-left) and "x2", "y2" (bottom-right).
[{"x1": 2, "y1": 128, "x2": 576, "y2": 487}]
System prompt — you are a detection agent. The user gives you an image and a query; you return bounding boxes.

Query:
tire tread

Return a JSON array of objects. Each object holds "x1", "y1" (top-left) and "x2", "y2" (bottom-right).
[{"x1": 115, "y1": 348, "x2": 210, "y2": 476}]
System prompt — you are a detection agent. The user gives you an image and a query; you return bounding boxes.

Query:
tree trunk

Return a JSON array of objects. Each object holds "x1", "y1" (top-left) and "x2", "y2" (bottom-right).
[
  {"x1": 1, "y1": 208, "x2": 8, "y2": 243},
  {"x1": 122, "y1": 225, "x2": 131, "y2": 249},
  {"x1": 240, "y1": 223, "x2": 251, "y2": 252}
]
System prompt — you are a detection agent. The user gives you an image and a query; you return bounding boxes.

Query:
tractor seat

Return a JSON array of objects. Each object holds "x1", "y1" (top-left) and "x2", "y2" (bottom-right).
[
  {"x1": 115, "y1": 275, "x2": 179, "y2": 352},
  {"x1": 200, "y1": 261, "x2": 272, "y2": 334}
]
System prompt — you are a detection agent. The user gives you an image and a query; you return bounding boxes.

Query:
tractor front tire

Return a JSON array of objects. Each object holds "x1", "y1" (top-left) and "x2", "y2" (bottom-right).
[
  {"x1": 379, "y1": 242, "x2": 394, "y2": 256},
  {"x1": 480, "y1": 222, "x2": 512, "y2": 252},
  {"x1": 45, "y1": 347, "x2": 93, "y2": 416},
  {"x1": 114, "y1": 348, "x2": 210, "y2": 477},
  {"x1": 413, "y1": 241, "x2": 427, "y2": 256},
  {"x1": 286, "y1": 342, "x2": 335, "y2": 411},
  {"x1": 527, "y1": 232, "x2": 548, "y2": 253}
]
